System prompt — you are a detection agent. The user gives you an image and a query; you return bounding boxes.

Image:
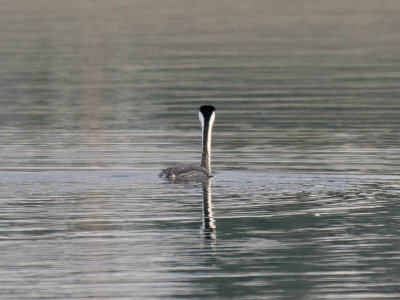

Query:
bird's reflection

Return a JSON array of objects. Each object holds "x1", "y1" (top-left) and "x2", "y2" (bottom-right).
[{"x1": 202, "y1": 179, "x2": 216, "y2": 241}]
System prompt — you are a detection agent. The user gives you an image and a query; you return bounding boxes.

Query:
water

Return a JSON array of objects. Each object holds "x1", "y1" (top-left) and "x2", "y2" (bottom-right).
[{"x1": 0, "y1": 1, "x2": 399, "y2": 299}]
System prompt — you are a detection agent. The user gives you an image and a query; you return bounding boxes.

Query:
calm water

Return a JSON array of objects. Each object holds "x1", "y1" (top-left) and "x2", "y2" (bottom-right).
[{"x1": 0, "y1": 1, "x2": 399, "y2": 299}]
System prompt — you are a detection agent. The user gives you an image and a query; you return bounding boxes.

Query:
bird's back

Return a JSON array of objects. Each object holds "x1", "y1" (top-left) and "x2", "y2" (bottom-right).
[{"x1": 159, "y1": 164, "x2": 212, "y2": 182}]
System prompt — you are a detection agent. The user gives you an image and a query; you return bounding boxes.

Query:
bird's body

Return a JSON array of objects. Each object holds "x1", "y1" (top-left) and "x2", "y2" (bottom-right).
[
  {"x1": 159, "y1": 105, "x2": 216, "y2": 183},
  {"x1": 159, "y1": 165, "x2": 212, "y2": 182}
]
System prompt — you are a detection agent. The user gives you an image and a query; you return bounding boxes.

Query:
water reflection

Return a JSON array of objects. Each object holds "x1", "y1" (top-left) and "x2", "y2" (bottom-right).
[{"x1": 202, "y1": 179, "x2": 216, "y2": 240}]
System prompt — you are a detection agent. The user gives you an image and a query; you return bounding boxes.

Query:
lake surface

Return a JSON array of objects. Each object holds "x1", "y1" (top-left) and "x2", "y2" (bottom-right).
[{"x1": 0, "y1": 1, "x2": 399, "y2": 299}]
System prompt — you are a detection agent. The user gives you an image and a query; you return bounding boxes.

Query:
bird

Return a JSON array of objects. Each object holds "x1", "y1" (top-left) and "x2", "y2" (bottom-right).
[{"x1": 159, "y1": 105, "x2": 216, "y2": 182}]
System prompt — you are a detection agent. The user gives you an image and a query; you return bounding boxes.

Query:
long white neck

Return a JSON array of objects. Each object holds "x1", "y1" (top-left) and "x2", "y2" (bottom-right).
[{"x1": 199, "y1": 111, "x2": 215, "y2": 174}]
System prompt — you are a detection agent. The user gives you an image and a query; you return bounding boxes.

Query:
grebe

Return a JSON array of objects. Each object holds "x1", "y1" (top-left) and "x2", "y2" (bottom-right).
[{"x1": 159, "y1": 105, "x2": 216, "y2": 182}]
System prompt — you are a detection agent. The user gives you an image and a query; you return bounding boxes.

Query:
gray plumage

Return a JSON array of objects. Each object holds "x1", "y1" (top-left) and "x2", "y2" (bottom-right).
[{"x1": 159, "y1": 165, "x2": 212, "y2": 182}]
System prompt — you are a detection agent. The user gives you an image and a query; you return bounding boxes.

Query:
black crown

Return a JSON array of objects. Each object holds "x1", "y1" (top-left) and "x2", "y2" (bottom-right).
[{"x1": 199, "y1": 105, "x2": 216, "y2": 119}]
